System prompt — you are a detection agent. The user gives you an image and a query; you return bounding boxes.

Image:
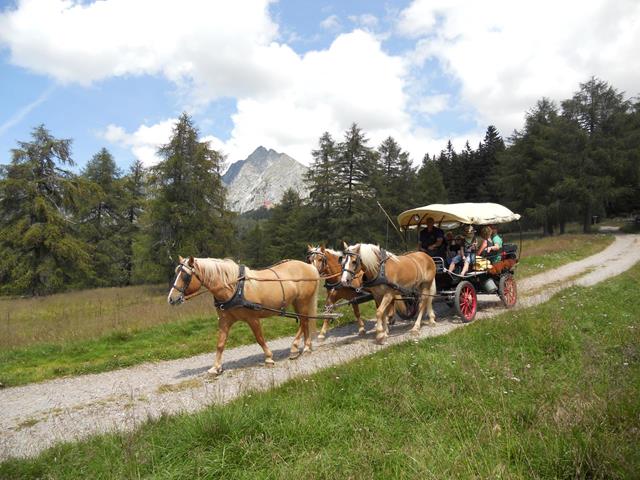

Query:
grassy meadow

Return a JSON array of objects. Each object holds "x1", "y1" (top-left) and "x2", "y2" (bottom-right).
[
  {"x1": 0, "y1": 233, "x2": 613, "y2": 386},
  {"x1": 1, "y1": 257, "x2": 638, "y2": 479}
]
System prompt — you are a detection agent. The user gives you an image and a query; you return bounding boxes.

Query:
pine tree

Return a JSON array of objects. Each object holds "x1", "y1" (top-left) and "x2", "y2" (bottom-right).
[
  {"x1": 498, "y1": 99, "x2": 565, "y2": 235},
  {"x1": 304, "y1": 132, "x2": 338, "y2": 241},
  {"x1": 475, "y1": 126, "x2": 505, "y2": 202},
  {"x1": 560, "y1": 77, "x2": 629, "y2": 231},
  {"x1": 0, "y1": 125, "x2": 92, "y2": 294},
  {"x1": 331, "y1": 123, "x2": 377, "y2": 242},
  {"x1": 120, "y1": 159, "x2": 146, "y2": 284},
  {"x1": 415, "y1": 153, "x2": 447, "y2": 206},
  {"x1": 79, "y1": 148, "x2": 127, "y2": 286},
  {"x1": 263, "y1": 189, "x2": 306, "y2": 262},
  {"x1": 373, "y1": 136, "x2": 416, "y2": 249},
  {"x1": 139, "y1": 113, "x2": 235, "y2": 281}
]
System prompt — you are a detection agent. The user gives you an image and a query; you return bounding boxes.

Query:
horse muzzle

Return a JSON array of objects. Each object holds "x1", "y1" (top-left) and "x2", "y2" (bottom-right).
[{"x1": 168, "y1": 294, "x2": 185, "y2": 306}]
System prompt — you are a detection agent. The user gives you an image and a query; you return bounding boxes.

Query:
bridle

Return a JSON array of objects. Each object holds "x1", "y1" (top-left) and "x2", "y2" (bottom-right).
[
  {"x1": 170, "y1": 263, "x2": 202, "y2": 304},
  {"x1": 341, "y1": 250, "x2": 361, "y2": 285},
  {"x1": 307, "y1": 249, "x2": 328, "y2": 273}
]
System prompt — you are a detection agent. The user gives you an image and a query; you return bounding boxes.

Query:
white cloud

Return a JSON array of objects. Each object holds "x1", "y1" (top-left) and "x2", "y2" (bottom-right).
[
  {"x1": 0, "y1": 0, "x2": 287, "y2": 104},
  {"x1": 348, "y1": 14, "x2": 378, "y2": 29},
  {"x1": 101, "y1": 119, "x2": 176, "y2": 166},
  {"x1": 320, "y1": 14, "x2": 341, "y2": 31},
  {"x1": 414, "y1": 94, "x2": 450, "y2": 115},
  {"x1": 398, "y1": 0, "x2": 640, "y2": 137}
]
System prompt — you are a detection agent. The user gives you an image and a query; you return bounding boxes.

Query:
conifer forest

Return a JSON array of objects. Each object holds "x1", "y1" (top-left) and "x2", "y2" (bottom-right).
[{"x1": 1, "y1": 78, "x2": 638, "y2": 295}]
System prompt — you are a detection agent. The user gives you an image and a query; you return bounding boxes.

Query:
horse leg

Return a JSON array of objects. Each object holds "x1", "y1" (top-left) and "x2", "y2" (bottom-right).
[
  {"x1": 302, "y1": 318, "x2": 313, "y2": 354},
  {"x1": 426, "y1": 279, "x2": 437, "y2": 326},
  {"x1": 209, "y1": 316, "x2": 232, "y2": 375},
  {"x1": 411, "y1": 288, "x2": 427, "y2": 335},
  {"x1": 353, "y1": 303, "x2": 366, "y2": 335},
  {"x1": 375, "y1": 293, "x2": 394, "y2": 344},
  {"x1": 318, "y1": 318, "x2": 330, "y2": 340},
  {"x1": 246, "y1": 318, "x2": 274, "y2": 366},
  {"x1": 290, "y1": 323, "x2": 304, "y2": 360},
  {"x1": 319, "y1": 289, "x2": 337, "y2": 340}
]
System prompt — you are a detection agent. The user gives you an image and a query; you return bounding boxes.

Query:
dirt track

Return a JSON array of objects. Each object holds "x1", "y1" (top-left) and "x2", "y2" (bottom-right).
[{"x1": 1, "y1": 234, "x2": 639, "y2": 461}]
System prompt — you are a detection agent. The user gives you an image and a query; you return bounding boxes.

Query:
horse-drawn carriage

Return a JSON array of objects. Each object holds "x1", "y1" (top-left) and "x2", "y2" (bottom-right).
[
  {"x1": 397, "y1": 202, "x2": 521, "y2": 322},
  {"x1": 168, "y1": 202, "x2": 521, "y2": 374}
]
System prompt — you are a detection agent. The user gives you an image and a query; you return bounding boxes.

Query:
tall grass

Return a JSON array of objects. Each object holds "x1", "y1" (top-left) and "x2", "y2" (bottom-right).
[{"x1": 2, "y1": 262, "x2": 638, "y2": 479}]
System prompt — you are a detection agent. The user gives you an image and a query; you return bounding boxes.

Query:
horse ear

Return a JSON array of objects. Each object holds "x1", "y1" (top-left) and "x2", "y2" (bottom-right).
[
  {"x1": 343, "y1": 241, "x2": 349, "y2": 250},
  {"x1": 178, "y1": 255, "x2": 184, "y2": 263},
  {"x1": 307, "y1": 244, "x2": 312, "y2": 251},
  {"x1": 320, "y1": 245, "x2": 325, "y2": 252},
  {"x1": 188, "y1": 256, "x2": 194, "y2": 267}
]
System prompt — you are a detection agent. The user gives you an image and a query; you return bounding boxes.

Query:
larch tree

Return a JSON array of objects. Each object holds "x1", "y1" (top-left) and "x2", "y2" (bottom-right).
[
  {"x1": 0, "y1": 125, "x2": 92, "y2": 295},
  {"x1": 139, "y1": 113, "x2": 235, "y2": 281}
]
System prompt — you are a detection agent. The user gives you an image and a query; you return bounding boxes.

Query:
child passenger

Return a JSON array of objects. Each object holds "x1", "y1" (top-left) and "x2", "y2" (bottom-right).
[{"x1": 448, "y1": 225, "x2": 477, "y2": 276}]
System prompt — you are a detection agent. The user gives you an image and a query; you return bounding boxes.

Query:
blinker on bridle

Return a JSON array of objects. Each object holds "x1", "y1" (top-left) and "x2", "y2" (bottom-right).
[
  {"x1": 172, "y1": 263, "x2": 199, "y2": 296},
  {"x1": 341, "y1": 251, "x2": 361, "y2": 277}
]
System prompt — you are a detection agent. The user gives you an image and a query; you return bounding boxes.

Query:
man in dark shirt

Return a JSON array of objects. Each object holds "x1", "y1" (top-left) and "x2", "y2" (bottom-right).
[{"x1": 418, "y1": 217, "x2": 445, "y2": 257}]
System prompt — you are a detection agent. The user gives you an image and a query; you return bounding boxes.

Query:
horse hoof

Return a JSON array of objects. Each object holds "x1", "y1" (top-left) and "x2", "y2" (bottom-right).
[
  {"x1": 410, "y1": 328, "x2": 420, "y2": 336},
  {"x1": 289, "y1": 351, "x2": 301, "y2": 360},
  {"x1": 318, "y1": 334, "x2": 326, "y2": 341},
  {"x1": 375, "y1": 334, "x2": 386, "y2": 345},
  {"x1": 264, "y1": 358, "x2": 275, "y2": 367},
  {"x1": 358, "y1": 328, "x2": 366, "y2": 336},
  {"x1": 208, "y1": 366, "x2": 223, "y2": 376},
  {"x1": 303, "y1": 347, "x2": 313, "y2": 355}
]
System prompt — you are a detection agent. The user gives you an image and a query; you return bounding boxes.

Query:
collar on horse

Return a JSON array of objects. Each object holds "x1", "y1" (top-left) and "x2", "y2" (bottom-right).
[
  {"x1": 362, "y1": 248, "x2": 390, "y2": 288},
  {"x1": 214, "y1": 265, "x2": 264, "y2": 311},
  {"x1": 361, "y1": 248, "x2": 415, "y2": 297}
]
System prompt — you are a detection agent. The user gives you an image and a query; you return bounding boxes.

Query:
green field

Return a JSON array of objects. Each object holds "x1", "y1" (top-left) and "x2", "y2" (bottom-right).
[
  {"x1": 2, "y1": 259, "x2": 638, "y2": 479},
  {"x1": 0, "y1": 233, "x2": 614, "y2": 386}
]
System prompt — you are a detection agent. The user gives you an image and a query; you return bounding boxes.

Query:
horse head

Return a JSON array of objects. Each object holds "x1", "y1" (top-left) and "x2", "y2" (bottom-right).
[
  {"x1": 167, "y1": 256, "x2": 203, "y2": 305},
  {"x1": 340, "y1": 242, "x2": 362, "y2": 287}
]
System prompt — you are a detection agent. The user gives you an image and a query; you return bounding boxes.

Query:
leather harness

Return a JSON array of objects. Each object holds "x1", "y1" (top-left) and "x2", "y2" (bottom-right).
[{"x1": 214, "y1": 265, "x2": 264, "y2": 311}]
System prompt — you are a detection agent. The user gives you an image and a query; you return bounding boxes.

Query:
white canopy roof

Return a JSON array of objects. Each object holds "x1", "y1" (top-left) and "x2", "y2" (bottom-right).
[{"x1": 398, "y1": 203, "x2": 521, "y2": 230}]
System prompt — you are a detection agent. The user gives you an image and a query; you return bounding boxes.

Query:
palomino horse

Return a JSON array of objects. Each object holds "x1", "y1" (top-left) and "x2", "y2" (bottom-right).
[
  {"x1": 168, "y1": 256, "x2": 320, "y2": 375},
  {"x1": 340, "y1": 243, "x2": 437, "y2": 344},
  {"x1": 307, "y1": 245, "x2": 366, "y2": 338}
]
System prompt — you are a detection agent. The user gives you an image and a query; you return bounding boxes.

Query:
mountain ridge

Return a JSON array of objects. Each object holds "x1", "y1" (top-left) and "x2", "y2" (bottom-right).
[{"x1": 222, "y1": 146, "x2": 309, "y2": 213}]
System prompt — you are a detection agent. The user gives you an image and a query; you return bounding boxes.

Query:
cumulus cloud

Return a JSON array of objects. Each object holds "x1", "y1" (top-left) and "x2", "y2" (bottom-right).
[
  {"x1": 320, "y1": 14, "x2": 341, "y2": 31},
  {"x1": 398, "y1": 0, "x2": 640, "y2": 136},
  {"x1": 0, "y1": 0, "x2": 288, "y2": 104},
  {"x1": 101, "y1": 119, "x2": 176, "y2": 166}
]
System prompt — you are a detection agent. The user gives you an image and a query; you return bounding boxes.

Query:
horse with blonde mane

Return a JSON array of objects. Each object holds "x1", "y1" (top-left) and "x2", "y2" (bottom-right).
[
  {"x1": 340, "y1": 243, "x2": 437, "y2": 344},
  {"x1": 307, "y1": 245, "x2": 367, "y2": 338},
  {"x1": 168, "y1": 256, "x2": 320, "y2": 375}
]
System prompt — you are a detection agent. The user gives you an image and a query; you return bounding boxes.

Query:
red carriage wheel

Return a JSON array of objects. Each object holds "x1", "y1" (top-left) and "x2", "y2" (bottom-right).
[
  {"x1": 455, "y1": 281, "x2": 477, "y2": 322},
  {"x1": 499, "y1": 274, "x2": 517, "y2": 308}
]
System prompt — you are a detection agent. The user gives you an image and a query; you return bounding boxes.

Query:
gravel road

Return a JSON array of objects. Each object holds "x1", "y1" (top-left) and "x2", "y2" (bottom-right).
[{"x1": 1, "y1": 234, "x2": 638, "y2": 461}]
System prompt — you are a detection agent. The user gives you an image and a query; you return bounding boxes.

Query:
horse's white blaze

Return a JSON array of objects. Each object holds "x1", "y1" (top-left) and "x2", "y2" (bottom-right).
[
  {"x1": 167, "y1": 270, "x2": 182, "y2": 304},
  {"x1": 341, "y1": 256, "x2": 354, "y2": 285}
]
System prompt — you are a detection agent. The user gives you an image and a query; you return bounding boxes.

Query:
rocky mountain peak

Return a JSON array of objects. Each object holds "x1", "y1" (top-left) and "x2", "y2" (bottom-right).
[{"x1": 222, "y1": 147, "x2": 309, "y2": 213}]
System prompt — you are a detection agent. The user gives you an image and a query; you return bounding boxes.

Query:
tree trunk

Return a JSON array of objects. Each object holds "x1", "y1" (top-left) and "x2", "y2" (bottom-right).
[{"x1": 583, "y1": 202, "x2": 592, "y2": 233}]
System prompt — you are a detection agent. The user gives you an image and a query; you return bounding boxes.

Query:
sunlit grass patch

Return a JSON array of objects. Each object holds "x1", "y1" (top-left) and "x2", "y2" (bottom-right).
[{"x1": 2, "y1": 262, "x2": 638, "y2": 479}]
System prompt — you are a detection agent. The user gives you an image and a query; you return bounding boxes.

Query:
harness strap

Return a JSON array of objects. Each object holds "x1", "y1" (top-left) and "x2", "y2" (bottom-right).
[
  {"x1": 267, "y1": 266, "x2": 287, "y2": 313},
  {"x1": 214, "y1": 265, "x2": 263, "y2": 311},
  {"x1": 360, "y1": 249, "x2": 417, "y2": 298}
]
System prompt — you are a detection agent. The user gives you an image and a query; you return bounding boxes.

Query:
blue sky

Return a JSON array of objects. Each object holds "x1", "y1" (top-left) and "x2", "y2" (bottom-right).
[{"x1": 1, "y1": 0, "x2": 638, "y2": 172}]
